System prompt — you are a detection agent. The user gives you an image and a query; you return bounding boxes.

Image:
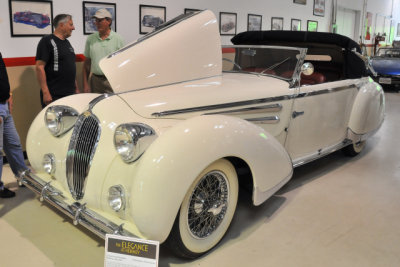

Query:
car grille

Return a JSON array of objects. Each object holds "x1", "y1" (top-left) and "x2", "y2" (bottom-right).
[{"x1": 66, "y1": 111, "x2": 101, "y2": 200}]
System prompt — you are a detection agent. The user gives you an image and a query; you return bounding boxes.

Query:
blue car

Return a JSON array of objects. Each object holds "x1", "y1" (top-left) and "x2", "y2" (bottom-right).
[{"x1": 370, "y1": 47, "x2": 400, "y2": 90}]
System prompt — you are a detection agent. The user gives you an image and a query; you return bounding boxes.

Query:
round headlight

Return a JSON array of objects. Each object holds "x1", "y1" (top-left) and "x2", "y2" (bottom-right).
[
  {"x1": 108, "y1": 185, "x2": 126, "y2": 212},
  {"x1": 43, "y1": 153, "x2": 56, "y2": 175},
  {"x1": 114, "y1": 123, "x2": 156, "y2": 163},
  {"x1": 45, "y1": 106, "x2": 79, "y2": 137}
]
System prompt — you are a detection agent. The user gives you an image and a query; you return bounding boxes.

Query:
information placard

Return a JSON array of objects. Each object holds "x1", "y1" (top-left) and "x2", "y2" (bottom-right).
[{"x1": 105, "y1": 234, "x2": 159, "y2": 267}]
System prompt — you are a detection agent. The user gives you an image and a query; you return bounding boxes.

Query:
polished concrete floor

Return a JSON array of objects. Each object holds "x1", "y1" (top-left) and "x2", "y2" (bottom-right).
[{"x1": 0, "y1": 91, "x2": 399, "y2": 267}]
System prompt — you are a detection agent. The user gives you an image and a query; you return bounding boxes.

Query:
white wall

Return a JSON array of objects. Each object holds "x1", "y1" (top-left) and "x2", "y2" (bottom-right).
[{"x1": 0, "y1": 0, "x2": 399, "y2": 58}]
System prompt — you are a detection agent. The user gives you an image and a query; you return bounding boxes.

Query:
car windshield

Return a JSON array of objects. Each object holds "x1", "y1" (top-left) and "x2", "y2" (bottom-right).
[
  {"x1": 222, "y1": 45, "x2": 304, "y2": 80},
  {"x1": 376, "y1": 48, "x2": 400, "y2": 58}
]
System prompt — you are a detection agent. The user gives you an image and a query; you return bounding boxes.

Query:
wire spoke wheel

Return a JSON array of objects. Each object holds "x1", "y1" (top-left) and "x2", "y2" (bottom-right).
[{"x1": 167, "y1": 159, "x2": 238, "y2": 258}]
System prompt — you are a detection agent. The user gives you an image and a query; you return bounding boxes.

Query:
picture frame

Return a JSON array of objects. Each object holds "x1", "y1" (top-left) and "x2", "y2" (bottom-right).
[
  {"x1": 219, "y1": 12, "x2": 237, "y2": 36},
  {"x1": 291, "y1": 19, "x2": 301, "y2": 31},
  {"x1": 293, "y1": 0, "x2": 306, "y2": 5},
  {"x1": 8, "y1": 0, "x2": 53, "y2": 37},
  {"x1": 313, "y1": 0, "x2": 325, "y2": 17},
  {"x1": 271, "y1": 17, "x2": 284, "y2": 31},
  {"x1": 139, "y1": 4, "x2": 166, "y2": 34},
  {"x1": 184, "y1": 8, "x2": 201, "y2": 14},
  {"x1": 307, "y1": 20, "x2": 318, "y2": 31},
  {"x1": 83, "y1": 1, "x2": 116, "y2": 35},
  {"x1": 248, "y1": 14, "x2": 262, "y2": 31}
]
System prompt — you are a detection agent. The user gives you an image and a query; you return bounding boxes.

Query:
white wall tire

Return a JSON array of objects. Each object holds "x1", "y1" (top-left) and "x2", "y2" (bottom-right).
[{"x1": 167, "y1": 159, "x2": 239, "y2": 258}]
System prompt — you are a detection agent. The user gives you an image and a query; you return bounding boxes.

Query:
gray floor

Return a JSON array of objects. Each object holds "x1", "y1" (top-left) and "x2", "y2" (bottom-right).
[{"x1": 1, "y1": 91, "x2": 399, "y2": 267}]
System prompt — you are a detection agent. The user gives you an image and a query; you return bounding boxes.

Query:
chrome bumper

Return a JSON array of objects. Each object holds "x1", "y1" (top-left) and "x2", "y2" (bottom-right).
[{"x1": 17, "y1": 169, "x2": 135, "y2": 239}]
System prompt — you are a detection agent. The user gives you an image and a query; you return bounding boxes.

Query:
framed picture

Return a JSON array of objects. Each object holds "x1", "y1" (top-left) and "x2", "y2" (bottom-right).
[
  {"x1": 291, "y1": 19, "x2": 301, "y2": 31},
  {"x1": 83, "y1": 1, "x2": 116, "y2": 35},
  {"x1": 219, "y1": 12, "x2": 237, "y2": 35},
  {"x1": 248, "y1": 14, "x2": 262, "y2": 31},
  {"x1": 184, "y1": 8, "x2": 201, "y2": 14},
  {"x1": 293, "y1": 0, "x2": 306, "y2": 4},
  {"x1": 8, "y1": 0, "x2": 53, "y2": 37},
  {"x1": 140, "y1": 5, "x2": 166, "y2": 34},
  {"x1": 313, "y1": 0, "x2": 325, "y2": 17},
  {"x1": 307, "y1": 20, "x2": 318, "y2": 31},
  {"x1": 271, "y1": 17, "x2": 284, "y2": 31}
]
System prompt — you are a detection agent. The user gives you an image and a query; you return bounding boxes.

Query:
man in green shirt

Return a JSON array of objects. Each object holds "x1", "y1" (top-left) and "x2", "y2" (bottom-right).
[{"x1": 83, "y1": 8, "x2": 124, "y2": 94}]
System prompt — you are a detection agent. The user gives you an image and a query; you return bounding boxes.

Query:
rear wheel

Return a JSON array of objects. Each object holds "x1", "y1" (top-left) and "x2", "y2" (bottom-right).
[
  {"x1": 342, "y1": 140, "x2": 366, "y2": 157},
  {"x1": 167, "y1": 159, "x2": 239, "y2": 258}
]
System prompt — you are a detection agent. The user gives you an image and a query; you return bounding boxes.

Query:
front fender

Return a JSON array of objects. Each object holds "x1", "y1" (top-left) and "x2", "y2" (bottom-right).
[
  {"x1": 348, "y1": 78, "x2": 385, "y2": 135},
  {"x1": 130, "y1": 115, "x2": 292, "y2": 242}
]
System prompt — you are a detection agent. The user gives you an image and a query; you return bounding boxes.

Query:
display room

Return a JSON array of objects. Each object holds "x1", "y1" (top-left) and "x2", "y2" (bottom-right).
[{"x1": 1, "y1": 0, "x2": 400, "y2": 266}]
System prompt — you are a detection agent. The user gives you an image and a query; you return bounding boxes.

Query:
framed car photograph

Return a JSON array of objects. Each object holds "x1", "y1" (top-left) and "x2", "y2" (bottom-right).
[
  {"x1": 219, "y1": 12, "x2": 237, "y2": 35},
  {"x1": 184, "y1": 8, "x2": 201, "y2": 14},
  {"x1": 313, "y1": 0, "x2": 325, "y2": 17},
  {"x1": 248, "y1": 14, "x2": 262, "y2": 31},
  {"x1": 83, "y1": 1, "x2": 116, "y2": 35},
  {"x1": 8, "y1": 0, "x2": 53, "y2": 37},
  {"x1": 293, "y1": 0, "x2": 306, "y2": 4},
  {"x1": 140, "y1": 5, "x2": 166, "y2": 34},
  {"x1": 271, "y1": 17, "x2": 284, "y2": 31},
  {"x1": 291, "y1": 19, "x2": 301, "y2": 31},
  {"x1": 307, "y1": 20, "x2": 318, "y2": 31}
]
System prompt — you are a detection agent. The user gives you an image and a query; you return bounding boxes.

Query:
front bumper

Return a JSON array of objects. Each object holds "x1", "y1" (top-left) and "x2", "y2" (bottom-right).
[
  {"x1": 17, "y1": 169, "x2": 136, "y2": 239},
  {"x1": 373, "y1": 75, "x2": 400, "y2": 85}
]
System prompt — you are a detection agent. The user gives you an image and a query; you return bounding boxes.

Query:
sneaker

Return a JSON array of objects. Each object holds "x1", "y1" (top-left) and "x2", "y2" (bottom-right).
[{"x1": 0, "y1": 187, "x2": 16, "y2": 198}]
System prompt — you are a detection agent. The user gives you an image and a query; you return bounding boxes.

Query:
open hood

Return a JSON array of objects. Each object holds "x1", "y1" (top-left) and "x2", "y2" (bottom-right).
[{"x1": 99, "y1": 10, "x2": 222, "y2": 93}]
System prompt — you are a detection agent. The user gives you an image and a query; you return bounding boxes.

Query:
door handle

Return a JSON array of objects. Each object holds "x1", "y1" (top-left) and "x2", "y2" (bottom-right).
[{"x1": 292, "y1": 111, "x2": 305, "y2": 118}]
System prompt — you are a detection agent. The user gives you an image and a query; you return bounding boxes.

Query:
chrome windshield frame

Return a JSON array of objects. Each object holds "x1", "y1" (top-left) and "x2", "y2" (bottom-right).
[{"x1": 222, "y1": 45, "x2": 307, "y2": 86}]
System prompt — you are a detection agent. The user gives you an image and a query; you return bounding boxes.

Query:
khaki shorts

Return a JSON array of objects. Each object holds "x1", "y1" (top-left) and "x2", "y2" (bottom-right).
[{"x1": 89, "y1": 73, "x2": 114, "y2": 94}]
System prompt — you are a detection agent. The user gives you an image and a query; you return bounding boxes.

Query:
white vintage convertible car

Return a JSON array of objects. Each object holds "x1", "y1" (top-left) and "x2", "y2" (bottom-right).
[{"x1": 20, "y1": 10, "x2": 384, "y2": 258}]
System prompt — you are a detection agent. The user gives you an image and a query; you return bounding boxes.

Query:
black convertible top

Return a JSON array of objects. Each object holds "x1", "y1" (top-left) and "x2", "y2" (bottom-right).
[{"x1": 231, "y1": 31, "x2": 361, "y2": 53}]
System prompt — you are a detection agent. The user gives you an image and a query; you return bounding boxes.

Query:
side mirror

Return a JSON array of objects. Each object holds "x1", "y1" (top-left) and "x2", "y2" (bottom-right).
[{"x1": 301, "y1": 62, "x2": 314, "y2": 76}]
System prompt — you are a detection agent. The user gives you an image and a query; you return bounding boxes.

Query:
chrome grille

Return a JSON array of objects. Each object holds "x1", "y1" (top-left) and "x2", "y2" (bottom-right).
[{"x1": 66, "y1": 111, "x2": 101, "y2": 200}]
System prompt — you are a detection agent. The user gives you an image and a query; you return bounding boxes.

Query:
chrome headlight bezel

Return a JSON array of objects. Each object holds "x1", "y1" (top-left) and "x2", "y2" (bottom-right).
[
  {"x1": 113, "y1": 123, "x2": 157, "y2": 163},
  {"x1": 44, "y1": 105, "x2": 79, "y2": 137}
]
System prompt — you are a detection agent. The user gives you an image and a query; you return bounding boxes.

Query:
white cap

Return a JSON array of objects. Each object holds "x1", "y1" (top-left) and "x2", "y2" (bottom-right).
[{"x1": 92, "y1": 8, "x2": 112, "y2": 19}]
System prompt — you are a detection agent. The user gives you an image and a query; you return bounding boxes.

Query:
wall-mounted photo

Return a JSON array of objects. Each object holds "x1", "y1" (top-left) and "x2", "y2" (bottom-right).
[
  {"x1": 248, "y1": 14, "x2": 262, "y2": 31},
  {"x1": 313, "y1": 0, "x2": 325, "y2": 17},
  {"x1": 184, "y1": 8, "x2": 201, "y2": 14},
  {"x1": 220, "y1": 12, "x2": 237, "y2": 35},
  {"x1": 271, "y1": 17, "x2": 284, "y2": 31},
  {"x1": 291, "y1": 19, "x2": 301, "y2": 31},
  {"x1": 9, "y1": 0, "x2": 53, "y2": 37},
  {"x1": 307, "y1": 20, "x2": 318, "y2": 31},
  {"x1": 83, "y1": 1, "x2": 116, "y2": 35},
  {"x1": 293, "y1": 0, "x2": 306, "y2": 5},
  {"x1": 140, "y1": 4, "x2": 166, "y2": 34}
]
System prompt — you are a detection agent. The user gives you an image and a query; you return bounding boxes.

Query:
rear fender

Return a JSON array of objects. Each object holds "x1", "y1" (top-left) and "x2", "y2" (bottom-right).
[
  {"x1": 130, "y1": 115, "x2": 292, "y2": 242},
  {"x1": 348, "y1": 78, "x2": 385, "y2": 138}
]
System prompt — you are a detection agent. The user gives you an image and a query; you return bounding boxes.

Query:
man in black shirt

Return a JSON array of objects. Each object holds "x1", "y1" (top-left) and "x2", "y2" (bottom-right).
[
  {"x1": 36, "y1": 14, "x2": 79, "y2": 107},
  {"x1": 0, "y1": 52, "x2": 29, "y2": 198}
]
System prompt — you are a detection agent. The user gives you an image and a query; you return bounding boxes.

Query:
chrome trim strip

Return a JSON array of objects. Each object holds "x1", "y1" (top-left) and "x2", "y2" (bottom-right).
[
  {"x1": 17, "y1": 170, "x2": 135, "y2": 239},
  {"x1": 246, "y1": 116, "x2": 280, "y2": 124},
  {"x1": 296, "y1": 85, "x2": 356, "y2": 98},
  {"x1": 152, "y1": 96, "x2": 292, "y2": 117},
  {"x1": 292, "y1": 139, "x2": 352, "y2": 168},
  {"x1": 151, "y1": 84, "x2": 356, "y2": 117},
  {"x1": 205, "y1": 103, "x2": 282, "y2": 115}
]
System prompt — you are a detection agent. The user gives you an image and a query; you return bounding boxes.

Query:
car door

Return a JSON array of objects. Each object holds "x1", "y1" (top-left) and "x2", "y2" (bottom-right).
[{"x1": 284, "y1": 80, "x2": 359, "y2": 165}]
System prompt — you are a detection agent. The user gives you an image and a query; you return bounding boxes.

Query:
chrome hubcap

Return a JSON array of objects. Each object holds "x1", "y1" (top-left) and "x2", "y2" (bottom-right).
[{"x1": 187, "y1": 171, "x2": 229, "y2": 238}]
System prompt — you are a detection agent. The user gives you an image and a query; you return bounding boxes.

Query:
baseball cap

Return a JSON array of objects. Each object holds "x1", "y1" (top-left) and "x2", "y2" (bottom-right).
[{"x1": 92, "y1": 8, "x2": 112, "y2": 19}]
